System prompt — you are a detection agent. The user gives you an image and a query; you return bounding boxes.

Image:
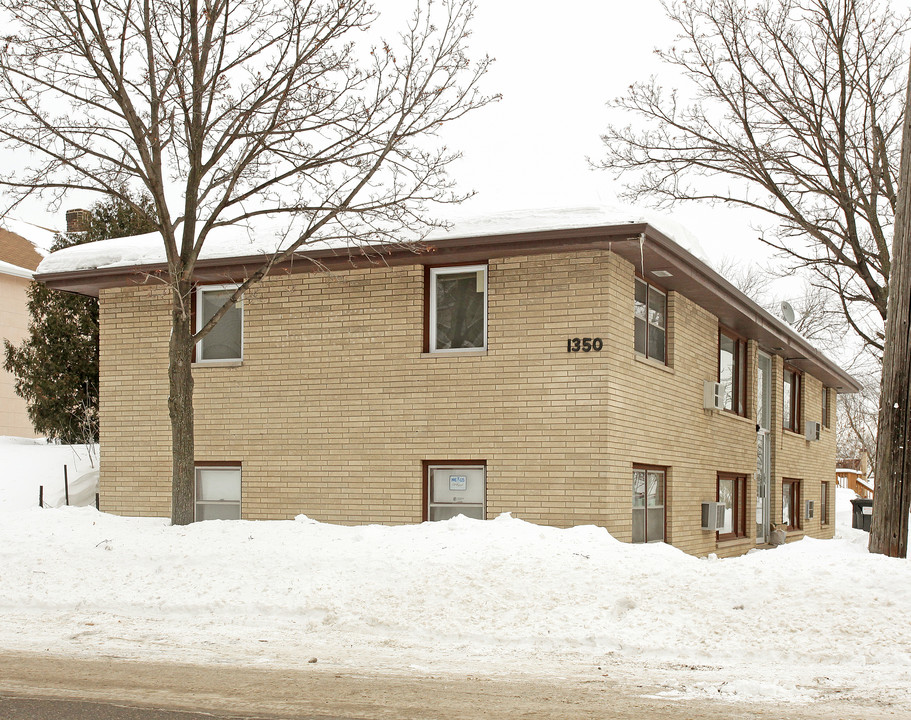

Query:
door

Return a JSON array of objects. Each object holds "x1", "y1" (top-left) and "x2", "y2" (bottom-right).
[
  {"x1": 756, "y1": 352, "x2": 772, "y2": 543},
  {"x1": 632, "y1": 466, "x2": 665, "y2": 543}
]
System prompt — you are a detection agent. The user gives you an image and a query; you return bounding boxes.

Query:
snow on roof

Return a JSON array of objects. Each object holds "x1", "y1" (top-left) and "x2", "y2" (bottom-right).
[
  {"x1": 0, "y1": 258, "x2": 33, "y2": 279},
  {"x1": 37, "y1": 205, "x2": 709, "y2": 275},
  {"x1": 1, "y1": 218, "x2": 56, "y2": 254},
  {"x1": 430, "y1": 205, "x2": 709, "y2": 260}
]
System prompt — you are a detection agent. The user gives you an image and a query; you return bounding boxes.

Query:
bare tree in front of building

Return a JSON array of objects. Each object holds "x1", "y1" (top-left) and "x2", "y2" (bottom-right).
[
  {"x1": 0, "y1": 0, "x2": 496, "y2": 524},
  {"x1": 597, "y1": 0, "x2": 909, "y2": 353}
]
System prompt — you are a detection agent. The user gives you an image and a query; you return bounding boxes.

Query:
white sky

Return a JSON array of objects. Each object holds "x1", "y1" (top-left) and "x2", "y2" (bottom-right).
[{"x1": 0, "y1": 0, "x2": 870, "y2": 269}]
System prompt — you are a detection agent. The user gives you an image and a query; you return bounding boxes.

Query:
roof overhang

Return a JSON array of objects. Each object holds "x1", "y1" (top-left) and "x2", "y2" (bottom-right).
[{"x1": 36, "y1": 221, "x2": 861, "y2": 393}]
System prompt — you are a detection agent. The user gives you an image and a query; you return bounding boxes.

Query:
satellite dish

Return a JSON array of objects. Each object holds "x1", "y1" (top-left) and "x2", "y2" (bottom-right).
[{"x1": 780, "y1": 301, "x2": 796, "y2": 325}]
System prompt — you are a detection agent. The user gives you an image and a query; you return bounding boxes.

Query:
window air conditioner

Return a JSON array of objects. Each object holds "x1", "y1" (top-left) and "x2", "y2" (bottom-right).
[
  {"x1": 701, "y1": 501, "x2": 726, "y2": 531},
  {"x1": 805, "y1": 421, "x2": 821, "y2": 441},
  {"x1": 703, "y1": 381, "x2": 723, "y2": 411},
  {"x1": 806, "y1": 500, "x2": 815, "y2": 519}
]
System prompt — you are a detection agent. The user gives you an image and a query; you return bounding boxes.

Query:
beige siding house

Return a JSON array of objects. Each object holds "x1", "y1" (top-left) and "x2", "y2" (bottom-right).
[
  {"x1": 38, "y1": 213, "x2": 858, "y2": 556},
  {"x1": 0, "y1": 229, "x2": 43, "y2": 438}
]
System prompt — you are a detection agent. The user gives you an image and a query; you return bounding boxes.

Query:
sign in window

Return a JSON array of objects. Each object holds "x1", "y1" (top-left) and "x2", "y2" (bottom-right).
[{"x1": 427, "y1": 464, "x2": 485, "y2": 521}]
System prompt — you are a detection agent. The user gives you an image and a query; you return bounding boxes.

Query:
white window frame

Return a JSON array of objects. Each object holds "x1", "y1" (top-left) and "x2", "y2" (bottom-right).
[
  {"x1": 194, "y1": 465, "x2": 242, "y2": 521},
  {"x1": 429, "y1": 264, "x2": 488, "y2": 353},
  {"x1": 195, "y1": 283, "x2": 244, "y2": 363}
]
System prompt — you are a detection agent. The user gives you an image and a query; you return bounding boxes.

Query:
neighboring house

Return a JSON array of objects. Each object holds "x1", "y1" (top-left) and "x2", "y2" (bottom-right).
[
  {"x1": 836, "y1": 452, "x2": 874, "y2": 499},
  {"x1": 0, "y1": 228, "x2": 43, "y2": 438},
  {"x1": 37, "y1": 208, "x2": 859, "y2": 557}
]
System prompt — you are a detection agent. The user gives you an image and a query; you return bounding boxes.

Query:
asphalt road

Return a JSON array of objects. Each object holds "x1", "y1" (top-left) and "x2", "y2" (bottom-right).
[
  {"x1": 0, "y1": 695, "x2": 333, "y2": 720},
  {"x1": 0, "y1": 650, "x2": 906, "y2": 720}
]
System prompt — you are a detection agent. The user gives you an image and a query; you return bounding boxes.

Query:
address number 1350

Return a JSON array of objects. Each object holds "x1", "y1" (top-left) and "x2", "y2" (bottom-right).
[{"x1": 567, "y1": 337, "x2": 603, "y2": 352}]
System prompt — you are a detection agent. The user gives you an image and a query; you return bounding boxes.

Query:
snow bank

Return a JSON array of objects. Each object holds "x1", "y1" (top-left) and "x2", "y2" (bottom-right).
[
  {"x1": 36, "y1": 205, "x2": 708, "y2": 275},
  {"x1": 0, "y1": 436, "x2": 97, "y2": 510},
  {"x1": 0, "y1": 473, "x2": 909, "y2": 706}
]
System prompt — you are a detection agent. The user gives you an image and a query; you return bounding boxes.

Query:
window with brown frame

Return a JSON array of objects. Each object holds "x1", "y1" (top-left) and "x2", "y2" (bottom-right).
[
  {"x1": 423, "y1": 460, "x2": 486, "y2": 521},
  {"x1": 782, "y1": 365, "x2": 802, "y2": 432},
  {"x1": 782, "y1": 479, "x2": 801, "y2": 530},
  {"x1": 717, "y1": 473, "x2": 747, "y2": 540},
  {"x1": 425, "y1": 265, "x2": 487, "y2": 353},
  {"x1": 821, "y1": 387, "x2": 831, "y2": 429},
  {"x1": 195, "y1": 284, "x2": 244, "y2": 362},
  {"x1": 195, "y1": 463, "x2": 242, "y2": 521},
  {"x1": 821, "y1": 481, "x2": 831, "y2": 525},
  {"x1": 634, "y1": 278, "x2": 667, "y2": 364},
  {"x1": 719, "y1": 328, "x2": 747, "y2": 416},
  {"x1": 632, "y1": 464, "x2": 666, "y2": 543}
]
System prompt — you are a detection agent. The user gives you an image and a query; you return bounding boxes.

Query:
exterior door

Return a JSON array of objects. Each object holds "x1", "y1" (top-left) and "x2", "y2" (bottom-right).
[
  {"x1": 756, "y1": 352, "x2": 772, "y2": 543},
  {"x1": 632, "y1": 466, "x2": 665, "y2": 543}
]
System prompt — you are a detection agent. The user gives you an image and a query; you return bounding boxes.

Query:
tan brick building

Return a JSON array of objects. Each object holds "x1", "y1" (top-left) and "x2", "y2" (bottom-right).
[{"x1": 39, "y1": 216, "x2": 859, "y2": 556}]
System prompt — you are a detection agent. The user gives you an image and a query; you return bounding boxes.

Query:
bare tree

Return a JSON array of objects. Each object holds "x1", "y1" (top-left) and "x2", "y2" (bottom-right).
[
  {"x1": 838, "y1": 377, "x2": 879, "y2": 478},
  {"x1": 596, "y1": 0, "x2": 909, "y2": 352},
  {"x1": 0, "y1": 0, "x2": 496, "y2": 524},
  {"x1": 713, "y1": 256, "x2": 850, "y2": 353}
]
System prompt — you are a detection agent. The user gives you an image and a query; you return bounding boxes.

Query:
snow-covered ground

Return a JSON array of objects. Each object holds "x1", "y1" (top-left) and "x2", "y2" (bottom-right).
[
  {"x1": 0, "y1": 437, "x2": 908, "y2": 708},
  {"x1": 0, "y1": 436, "x2": 97, "y2": 510}
]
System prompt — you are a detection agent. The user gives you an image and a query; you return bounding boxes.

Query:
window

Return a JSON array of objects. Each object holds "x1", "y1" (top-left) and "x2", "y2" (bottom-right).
[
  {"x1": 428, "y1": 265, "x2": 487, "y2": 352},
  {"x1": 196, "y1": 284, "x2": 243, "y2": 361},
  {"x1": 717, "y1": 473, "x2": 747, "y2": 540},
  {"x1": 195, "y1": 465, "x2": 241, "y2": 521},
  {"x1": 782, "y1": 479, "x2": 800, "y2": 530},
  {"x1": 425, "y1": 462, "x2": 485, "y2": 521},
  {"x1": 718, "y1": 329, "x2": 747, "y2": 416},
  {"x1": 634, "y1": 278, "x2": 666, "y2": 363},
  {"x1": 632, "y1": 465, "x2": 665, "y2": 543},
  {"x1": 782, "y1": 365, "x2": 802, "y2": 432},
  {"x1": 821, "y1": 481, "x2": 831, "y2": 525},
  {"x1": 821, "y1": 387, "x2": 831, "y2": 429}
]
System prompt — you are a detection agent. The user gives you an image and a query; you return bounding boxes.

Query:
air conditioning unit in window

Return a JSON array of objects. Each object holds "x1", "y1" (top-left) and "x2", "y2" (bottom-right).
[
  {"x1": 806, "y1": 500, "x2": 815, "y2": 519},
  {"x1": 701, "y1": 502, "x2": 726, "y2": 531},
  {"x1": 703, "y1": 381, "x2": 723, "y2": 411},
  {"x1": 805, "y1": 421, "x2": 821, "y2": 441}
]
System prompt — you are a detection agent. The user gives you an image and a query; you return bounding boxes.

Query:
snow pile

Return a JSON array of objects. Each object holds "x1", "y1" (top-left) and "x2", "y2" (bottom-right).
[
  {"x1": 0, "y1": 436, "x2": 97, "y2": 511},
  {"x1": 36, "y1": 205, "x2": 708, "y2": 275},
  {"x1": 0, "y1": 462, "x2": 909, "y2": 706}
]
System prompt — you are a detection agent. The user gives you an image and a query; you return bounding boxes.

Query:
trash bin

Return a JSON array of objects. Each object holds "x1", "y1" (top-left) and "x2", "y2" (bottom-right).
[{"x1": 850, "y1": 497, "x2": 873, "y2": 532}]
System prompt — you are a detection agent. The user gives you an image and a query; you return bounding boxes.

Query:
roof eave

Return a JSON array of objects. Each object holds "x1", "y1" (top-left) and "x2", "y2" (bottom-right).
[{"x1": 35, "y1": 220, "x2": 860, "y2": 393}]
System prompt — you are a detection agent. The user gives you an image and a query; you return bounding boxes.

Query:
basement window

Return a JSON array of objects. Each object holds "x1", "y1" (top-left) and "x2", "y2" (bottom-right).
[
  {"x1": 717, "y1": 473, "x2": 747, "y2": 540},
  {"x1": 782, "y1": 479, "x2": 800, "y2": 531},
  {"x1": 195, "y1": 465, "x2": 241, "y2": 521}
]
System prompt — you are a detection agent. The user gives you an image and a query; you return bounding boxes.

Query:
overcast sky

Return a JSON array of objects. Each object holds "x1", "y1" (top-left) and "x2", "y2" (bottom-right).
[{"x1": 0, "y1": 0, "x2": 842, "y2": 269}]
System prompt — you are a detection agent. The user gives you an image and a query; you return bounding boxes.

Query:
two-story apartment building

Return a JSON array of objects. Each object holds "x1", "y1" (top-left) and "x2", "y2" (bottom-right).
[{"x1": 37, "y1": 208, "x2": 859, "y2": 557}]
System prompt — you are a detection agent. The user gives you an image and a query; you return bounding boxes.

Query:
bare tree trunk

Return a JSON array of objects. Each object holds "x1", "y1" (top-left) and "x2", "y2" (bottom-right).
[
  {"x1": 168, "y1": 281, "x2": 195, "y2": 526},
  {"x1": 870, "y1": 56, "x2": 911, "y2": 558}
]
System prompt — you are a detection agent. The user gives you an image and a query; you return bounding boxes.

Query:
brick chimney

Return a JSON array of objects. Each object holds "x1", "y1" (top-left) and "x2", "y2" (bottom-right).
[{"x1": 65, "y1": 208, "x2": 90, "y2": 234}]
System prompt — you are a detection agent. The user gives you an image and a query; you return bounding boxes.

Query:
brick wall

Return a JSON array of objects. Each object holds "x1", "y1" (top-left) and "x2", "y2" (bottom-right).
[{"x1": 98, "y1": 249, "x2": 837, "y2": 555}]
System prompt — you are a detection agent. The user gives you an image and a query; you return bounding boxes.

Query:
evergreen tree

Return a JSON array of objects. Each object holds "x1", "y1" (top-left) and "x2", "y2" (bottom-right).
[{"x1": 4, "y1": 195, "x2": 156, "y2": 443}]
